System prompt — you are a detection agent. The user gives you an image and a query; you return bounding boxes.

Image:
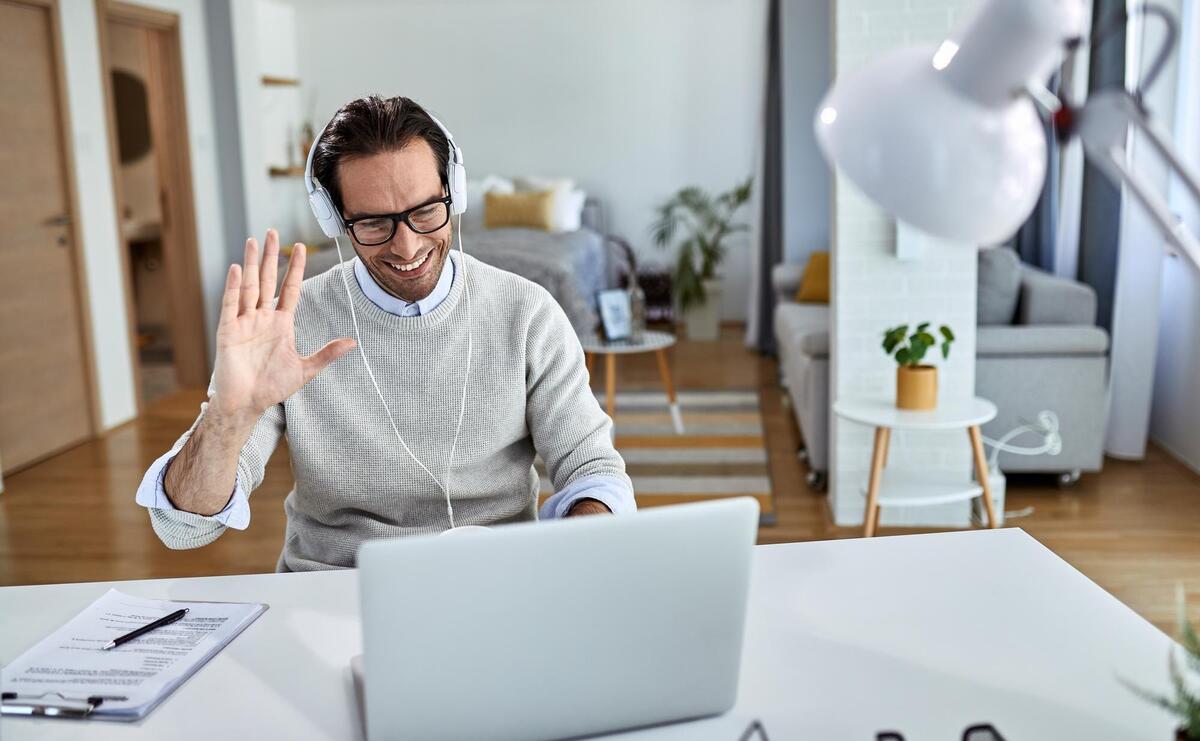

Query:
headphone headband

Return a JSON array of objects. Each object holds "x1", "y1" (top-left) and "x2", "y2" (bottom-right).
[{"x1": 304, "y1": 100, "x2": 467, "y2": 238}]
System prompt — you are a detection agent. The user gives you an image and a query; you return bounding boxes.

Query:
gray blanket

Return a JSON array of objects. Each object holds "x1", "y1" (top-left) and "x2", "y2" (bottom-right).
[{"x1": 462, "y1": 227, "x2": 611, "y2": 335}]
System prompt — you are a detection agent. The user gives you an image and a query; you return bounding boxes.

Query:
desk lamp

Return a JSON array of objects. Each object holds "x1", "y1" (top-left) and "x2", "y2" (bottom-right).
[{"x1": 814, "y1": 0, "x2": 1200, "y2": 269}]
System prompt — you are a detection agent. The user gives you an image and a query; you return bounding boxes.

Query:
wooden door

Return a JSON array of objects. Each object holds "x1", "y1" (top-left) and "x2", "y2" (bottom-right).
[{"x1": 0, "y1": 0, "x2": 95, "y2": 470}]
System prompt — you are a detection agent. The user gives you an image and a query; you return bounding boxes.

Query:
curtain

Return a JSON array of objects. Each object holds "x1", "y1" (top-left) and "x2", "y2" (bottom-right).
[
  {"x1": 1012, "y1": 73, "x2": 1062, "y2": 272},
  {"x1": 746, "y1": 0, "x2": 784, "y2": 354},
  {"x1": 1076, "y1": 0, "x2": 1128, "y2": 333}
]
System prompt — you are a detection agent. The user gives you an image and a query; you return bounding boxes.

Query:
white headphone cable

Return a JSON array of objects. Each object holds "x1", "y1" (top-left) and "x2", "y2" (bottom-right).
[{"x1": 331, "y1": 229, "x2": 472, "y2": 529}]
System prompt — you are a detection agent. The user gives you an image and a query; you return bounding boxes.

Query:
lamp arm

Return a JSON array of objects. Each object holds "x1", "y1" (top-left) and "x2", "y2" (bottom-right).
[{"x1": 1077, "y1": 91, "x2": 1200, "y2": 270}]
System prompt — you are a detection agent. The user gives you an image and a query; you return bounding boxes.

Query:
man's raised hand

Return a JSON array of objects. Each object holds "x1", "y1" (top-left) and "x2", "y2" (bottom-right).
[{"x1": 209, "y1": 229, "x2": 355, "y2": 425}]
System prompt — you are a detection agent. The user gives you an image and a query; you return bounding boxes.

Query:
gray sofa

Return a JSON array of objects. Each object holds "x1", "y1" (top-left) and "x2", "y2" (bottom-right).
[{"x1": 773, "y1": 248, "x2": 1110, "y2": 489}]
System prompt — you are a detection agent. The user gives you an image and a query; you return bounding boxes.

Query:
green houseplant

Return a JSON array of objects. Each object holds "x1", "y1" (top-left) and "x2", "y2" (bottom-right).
[
  {"x1": 882, "y1": 322, "x2": 955, "y2": 410},
  {"x1": 1125, "y1": 586, "x2": 1200, "y2": 740},
  {"x1": 650, "y1": 178, "x2": 752, "y2": 340}
]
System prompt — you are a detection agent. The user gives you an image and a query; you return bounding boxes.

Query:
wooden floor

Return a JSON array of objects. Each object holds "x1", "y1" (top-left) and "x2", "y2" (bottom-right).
[{"x1": 1, "y1": 325, "x2": 1197, "y2": 635}]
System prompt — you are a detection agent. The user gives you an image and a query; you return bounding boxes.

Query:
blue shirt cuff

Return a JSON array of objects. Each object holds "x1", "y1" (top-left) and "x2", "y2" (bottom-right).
[
  {"x1": 134, "y1": 449, "x2": 251, "y2": 530},
  {"x1": 539, "y1": 474, "x2": 636, "y2": 519}
]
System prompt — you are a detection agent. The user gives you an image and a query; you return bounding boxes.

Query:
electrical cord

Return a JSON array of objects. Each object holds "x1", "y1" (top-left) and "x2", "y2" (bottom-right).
[{"x1": 332, "y1": 216, "x2": 473, "y2": 529}]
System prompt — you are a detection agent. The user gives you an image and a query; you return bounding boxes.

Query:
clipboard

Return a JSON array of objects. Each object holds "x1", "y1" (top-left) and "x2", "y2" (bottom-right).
[{"x1": 1, "y1": 589, "x2": 267, "y2": 722}]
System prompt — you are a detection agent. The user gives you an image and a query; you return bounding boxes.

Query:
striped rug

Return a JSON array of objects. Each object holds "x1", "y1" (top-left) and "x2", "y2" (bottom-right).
[{"x1": 538, "y1": 390, "x2": 773, "y2": 519}]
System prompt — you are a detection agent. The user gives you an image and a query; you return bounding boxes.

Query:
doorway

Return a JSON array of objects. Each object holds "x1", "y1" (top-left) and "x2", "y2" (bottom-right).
[
  {"x1": 0, "y1": 0, "x2": 97, "y2": 472},
  {"x1": 100, "y1": 1, "x2": 208, "y2": 406}
]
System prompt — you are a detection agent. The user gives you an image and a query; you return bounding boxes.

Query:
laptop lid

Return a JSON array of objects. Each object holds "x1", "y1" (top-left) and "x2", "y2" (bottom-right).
[{"x1": 357, "y1": 497, "x2": 759, "y2": 741}]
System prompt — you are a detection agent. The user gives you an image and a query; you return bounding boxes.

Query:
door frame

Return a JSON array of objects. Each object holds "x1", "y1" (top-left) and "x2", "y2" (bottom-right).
[
  {"x1": 4, "y1": 0, "x2": 103, "y2": 442},
  {"x1": 96, "y1": 0, "x2": 210, "y2": 406}
]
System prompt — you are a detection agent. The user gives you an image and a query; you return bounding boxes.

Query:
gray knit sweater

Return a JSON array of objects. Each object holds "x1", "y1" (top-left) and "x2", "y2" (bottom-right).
[{"x1": 146, "y1": 252, "x2": 630, "y2": 571}]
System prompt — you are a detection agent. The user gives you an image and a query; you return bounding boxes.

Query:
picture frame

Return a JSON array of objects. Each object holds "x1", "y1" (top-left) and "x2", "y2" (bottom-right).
[{"x1": 597, "y1": 289, "x2": 633, "y2": 342}]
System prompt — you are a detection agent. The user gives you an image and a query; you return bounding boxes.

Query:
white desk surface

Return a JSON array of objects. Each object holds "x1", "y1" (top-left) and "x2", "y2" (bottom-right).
[{"x1": 0, "y1": 529, "x2": 1176, "y2": 740}]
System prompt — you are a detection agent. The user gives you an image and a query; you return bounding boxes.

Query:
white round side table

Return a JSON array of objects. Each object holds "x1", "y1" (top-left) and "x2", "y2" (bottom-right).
[
  {"x1": 832, "y1": 397, "x2": 999, "y2": 537},
  {"x1": 579, "y1": 330, "x2": 683, "y2": 434}
]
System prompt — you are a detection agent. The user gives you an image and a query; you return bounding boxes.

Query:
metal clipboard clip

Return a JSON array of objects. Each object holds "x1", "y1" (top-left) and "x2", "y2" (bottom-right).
[{"x1": 1, "y1": 691, "x2": 126, "y2": 719}]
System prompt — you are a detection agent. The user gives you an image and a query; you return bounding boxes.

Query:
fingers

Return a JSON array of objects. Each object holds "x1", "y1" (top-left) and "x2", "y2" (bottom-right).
[
  {"x1": 278, "y1": 242, "x2": 307, "y2": 313},
  {"x1": 218, "y1": 263, "x2": 242, "y2": 328},
  {"x1": 301, "y1": 338, "x2": 357, "y2": 382},
  {"x1": 240, "y1": 237, "x2": 261, "y2": 313},
  {"x1": 259, "y1": 229, "x2": 280, "y2": 307}
]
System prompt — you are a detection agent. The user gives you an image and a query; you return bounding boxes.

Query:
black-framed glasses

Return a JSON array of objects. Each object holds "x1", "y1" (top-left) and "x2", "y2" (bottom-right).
[{"x1": 344, "y1": 195, "x2": 452, "y2": 246}]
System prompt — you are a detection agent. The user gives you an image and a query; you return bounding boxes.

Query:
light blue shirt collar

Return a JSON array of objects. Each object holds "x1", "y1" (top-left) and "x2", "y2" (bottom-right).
[{"x1": 352, "y1": 253, "x2": 454, "y2": 317}]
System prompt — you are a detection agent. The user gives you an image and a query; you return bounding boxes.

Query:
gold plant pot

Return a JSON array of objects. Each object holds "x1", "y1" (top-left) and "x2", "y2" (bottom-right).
[{"x1": 896, "y1": 365, "x2": 938, "y2": 410}]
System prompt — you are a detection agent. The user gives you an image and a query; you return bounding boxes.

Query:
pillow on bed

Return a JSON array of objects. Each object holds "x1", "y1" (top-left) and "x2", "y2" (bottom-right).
[
  {"x1": 513, "y1": 176, "x2": 585, "y2": 232},
  {"x1": 484, "y1": 190, "x2": 556, "y2": 230},
  {"x1": 463, "y1": 176, "x2": 516, "y2": 232}
]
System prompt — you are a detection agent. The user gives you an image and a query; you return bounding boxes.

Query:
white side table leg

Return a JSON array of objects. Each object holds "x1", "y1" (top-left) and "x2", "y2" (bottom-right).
[{"x1": 655, "y1": 348, "x2": 684, "y2": 435}]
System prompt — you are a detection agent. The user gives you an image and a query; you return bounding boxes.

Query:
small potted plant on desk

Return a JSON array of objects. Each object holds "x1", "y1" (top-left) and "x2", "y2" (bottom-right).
[
  {"x1": 882, "y1": 322, "x2": 955, "y2": 410},
  {"x1": 650, "y1": 178, "x2": 752, "y2": 341},
  {"x1": 1125, "y1": 587, "x2": 1200, "y2": 740}
]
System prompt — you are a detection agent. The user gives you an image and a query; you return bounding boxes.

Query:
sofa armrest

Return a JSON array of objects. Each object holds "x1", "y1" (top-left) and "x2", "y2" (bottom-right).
[
  {"x1": 977, "y1": 325, "x2": 1109, "y2": 356},
  {"x1": 1017, "y1": 268, "x2": 1098, "y2": 326},
  {"x1": 772, "y1": 263, "x2": 804, "y2": 302}
]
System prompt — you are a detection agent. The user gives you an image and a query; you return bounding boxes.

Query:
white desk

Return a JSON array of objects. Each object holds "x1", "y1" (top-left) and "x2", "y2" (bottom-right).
[{"x1": 0, "y1": 529, "x2": 1176, "y2": 740}]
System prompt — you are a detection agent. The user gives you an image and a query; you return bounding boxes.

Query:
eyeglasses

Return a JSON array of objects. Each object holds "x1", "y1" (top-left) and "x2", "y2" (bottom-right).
[{"x1": 344, "y1": 195, "x2": 452, "y2": 246}]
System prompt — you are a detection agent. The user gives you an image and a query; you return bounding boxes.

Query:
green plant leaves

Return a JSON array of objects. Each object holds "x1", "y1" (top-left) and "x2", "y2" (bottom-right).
[
  {"x1": 652, "y1": 178, "x2": 754, "y2": 312},
  {"x1": 882, "y1": 322, "x2": 955, "y2": 366}
]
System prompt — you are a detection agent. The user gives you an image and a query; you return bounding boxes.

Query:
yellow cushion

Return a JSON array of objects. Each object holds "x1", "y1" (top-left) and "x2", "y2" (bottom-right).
[
  {"x1": 795, "y1": 251, "x2": 830, "y2": 303},
  {"x1": 484, "y1": 190, "x2": 555, "y2": 230}
]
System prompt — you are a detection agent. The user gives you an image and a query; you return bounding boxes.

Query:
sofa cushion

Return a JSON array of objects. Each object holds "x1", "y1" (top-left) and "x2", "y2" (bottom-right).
[
  {"x1": 795, "y1": 251, "x2": 830, "y2": 303},
  {"x1": 977, "y1": 325, "x2": 1109, "y2": 356},
  {"x1": 775, "y1": 302, "x2": 830, "y2": 339},
  {"x1": 977, "y1": 247, "x2": 1021, "y2": 325}
]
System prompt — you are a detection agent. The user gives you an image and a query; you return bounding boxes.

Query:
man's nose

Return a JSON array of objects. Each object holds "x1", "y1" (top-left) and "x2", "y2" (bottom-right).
[{"x1": 385, "y1": 224, "x2": 424, "y2": 260}]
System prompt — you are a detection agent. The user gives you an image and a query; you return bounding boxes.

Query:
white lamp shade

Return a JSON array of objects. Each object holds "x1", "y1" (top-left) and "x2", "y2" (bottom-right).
[{"x1": 814, "y1": 46, "x2": 1048, "y2": 246}]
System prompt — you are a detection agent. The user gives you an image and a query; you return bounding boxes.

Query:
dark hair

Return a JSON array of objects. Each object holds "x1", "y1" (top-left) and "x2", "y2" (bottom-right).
[{"x1": 310, "y1": 95, "x2": 449, "y2": 215}]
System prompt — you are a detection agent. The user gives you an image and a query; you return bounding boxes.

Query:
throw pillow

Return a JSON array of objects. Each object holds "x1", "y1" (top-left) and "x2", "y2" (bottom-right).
[
  {"x1": 977, "y1": 246, "x2": 1021, "y2": 325},
  {"x1": 484, "y1": 190, "x2": 555, "y2": 231},
  {"x1": 795, "y1": 251, "x2": 831, "y2": 303}
]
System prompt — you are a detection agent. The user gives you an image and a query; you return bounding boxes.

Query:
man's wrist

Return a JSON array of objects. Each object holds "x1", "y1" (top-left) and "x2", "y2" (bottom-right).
[{"x1": 566, "y1": 498, "x2": 612, "y2": 517}]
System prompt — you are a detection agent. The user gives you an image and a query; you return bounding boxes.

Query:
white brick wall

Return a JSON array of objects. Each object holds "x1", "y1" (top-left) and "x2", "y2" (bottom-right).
[{"x1": 830, "y1": 0, "x2": 982, "y2": 527}]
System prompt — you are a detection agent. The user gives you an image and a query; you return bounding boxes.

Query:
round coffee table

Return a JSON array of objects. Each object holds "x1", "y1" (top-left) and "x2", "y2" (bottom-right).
[
  {"x1": 832, "y1": 396, "x2": 999, "y2": 537},
  {"x1": 580, "y1": 330, "x2": 683, "y2": 434}
]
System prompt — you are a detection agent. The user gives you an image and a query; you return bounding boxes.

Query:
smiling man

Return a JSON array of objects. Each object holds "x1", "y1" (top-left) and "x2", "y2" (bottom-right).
[{"x1": 135, "y1": 95, "x2": 634, "y2": 571}]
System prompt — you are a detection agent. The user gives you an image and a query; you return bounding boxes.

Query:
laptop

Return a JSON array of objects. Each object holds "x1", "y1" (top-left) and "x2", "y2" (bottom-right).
[{"x1": 355, "y1": 497, "x2": 759, "y2": 741}]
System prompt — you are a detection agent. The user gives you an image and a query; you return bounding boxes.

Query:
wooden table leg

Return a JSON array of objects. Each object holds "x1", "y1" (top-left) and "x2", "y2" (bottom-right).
[
  {"x1": 605, "y1": 353, "x2": 616, "y2": 420},
  {"x1": 863, "y1": 426, "x2": 891, "y2": 537},
  {"x1": 586, "y1": 352, "x2": 595, "y2": 379},
  {"x1": 655, "y1": 348, "x2": 684, "y2": 434},
  {"x1": 968, "y1": 425, "x2": 998, "y2": 528}
]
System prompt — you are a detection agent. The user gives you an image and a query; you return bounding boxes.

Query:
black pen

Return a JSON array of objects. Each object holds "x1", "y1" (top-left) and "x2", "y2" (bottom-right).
[{"x1": 102, "y1": 608, "x2": 189, "y2": 650}]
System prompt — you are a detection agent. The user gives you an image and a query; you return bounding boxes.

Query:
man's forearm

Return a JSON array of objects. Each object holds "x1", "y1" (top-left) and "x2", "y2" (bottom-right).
[{"x1": 162, "y1": 409, "x2": 257, "y2": 516}]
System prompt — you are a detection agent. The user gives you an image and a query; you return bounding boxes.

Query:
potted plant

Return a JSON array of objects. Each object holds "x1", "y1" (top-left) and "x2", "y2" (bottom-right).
[
  {"x1": 882, "y1": 322, "x2": 955, "y2": 410},
  {"x1": 650, "y1": 178, "x2": 752, "y2": 340},
  {"x1": 1125, "y1": 586, "x2": 1200, "y2": 740}
]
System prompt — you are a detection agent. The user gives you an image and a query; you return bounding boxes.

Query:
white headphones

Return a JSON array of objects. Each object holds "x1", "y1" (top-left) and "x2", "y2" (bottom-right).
[
  {"x1": 301, "y1": 99, "x2": 474, "y2": 531},
  {"x1": 303, "y1": 107, "x2": 468, "y2": 237}
]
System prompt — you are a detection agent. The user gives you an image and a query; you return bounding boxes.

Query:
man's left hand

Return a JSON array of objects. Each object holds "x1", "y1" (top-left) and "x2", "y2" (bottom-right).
[{"x1": 565, "y1": 498, "x2": 612, "y2": 517}]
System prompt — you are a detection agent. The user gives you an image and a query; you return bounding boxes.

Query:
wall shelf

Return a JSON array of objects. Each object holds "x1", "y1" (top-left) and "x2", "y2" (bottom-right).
[{"x1": 261, "y1": 75, "x2": 300, "y2": 87}]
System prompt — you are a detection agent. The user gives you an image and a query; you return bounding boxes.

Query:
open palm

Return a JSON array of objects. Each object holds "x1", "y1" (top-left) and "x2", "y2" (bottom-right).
[{"x1": 211, "y1": 229, "x2": 355, "y2": 422}]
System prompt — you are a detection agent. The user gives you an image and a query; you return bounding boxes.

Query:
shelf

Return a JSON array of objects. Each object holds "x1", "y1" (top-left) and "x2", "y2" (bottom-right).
[
  {"x1": 261, "y1": 75, "x2": 300, "y2": 87},
  {"x1": 859, "y1": 470, "x2": 982, "y2": 507},
  {"x1": 268, "y1": 166, "x2": 305, "y2": 178}
]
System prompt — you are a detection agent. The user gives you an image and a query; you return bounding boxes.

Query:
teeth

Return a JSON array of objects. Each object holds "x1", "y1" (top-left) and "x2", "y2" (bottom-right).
[{"x1": 387, "y1": 253, "x2": 428, "y2": 272}]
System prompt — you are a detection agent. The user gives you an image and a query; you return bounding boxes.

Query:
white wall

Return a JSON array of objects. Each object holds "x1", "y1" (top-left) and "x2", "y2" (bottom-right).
[
  {"x1": 783, "y1": 0, "x2": 831, "y2": 265},
  {"x1": 57, "y1": 0, "x2": 228, "y2": 428},
  {"x1": 829, "y1": 0, "x2": 980, "y2": 527},
  {"x1": 1151, "y1": 0, "x2": 1200, "y2": 473},
  {"x1": 272, "y1": 0, "x2": 765, "y2": 320}
]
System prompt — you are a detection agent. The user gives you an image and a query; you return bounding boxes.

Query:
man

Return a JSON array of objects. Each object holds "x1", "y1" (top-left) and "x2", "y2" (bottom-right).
[{"x1": 136, "y1": 95, "x2": 634, "y2": 571}]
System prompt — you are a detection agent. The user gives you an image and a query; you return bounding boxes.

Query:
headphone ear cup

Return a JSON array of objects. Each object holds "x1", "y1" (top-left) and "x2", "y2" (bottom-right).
[
  {"x1": 448, "y1": 162, "x2": 468, "y2": 215},
  {"x1": 308, "y1": 186, "x2": 346, "y2": 238}
]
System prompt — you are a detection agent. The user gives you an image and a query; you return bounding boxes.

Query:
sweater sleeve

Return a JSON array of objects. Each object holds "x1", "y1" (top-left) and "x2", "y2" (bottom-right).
[
  {"x1": 138, "y1": 383, "x2": 286, "y2": 550},
  {"x1": 525, "y1": 294, "x2": 634, "y2": 507}
]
